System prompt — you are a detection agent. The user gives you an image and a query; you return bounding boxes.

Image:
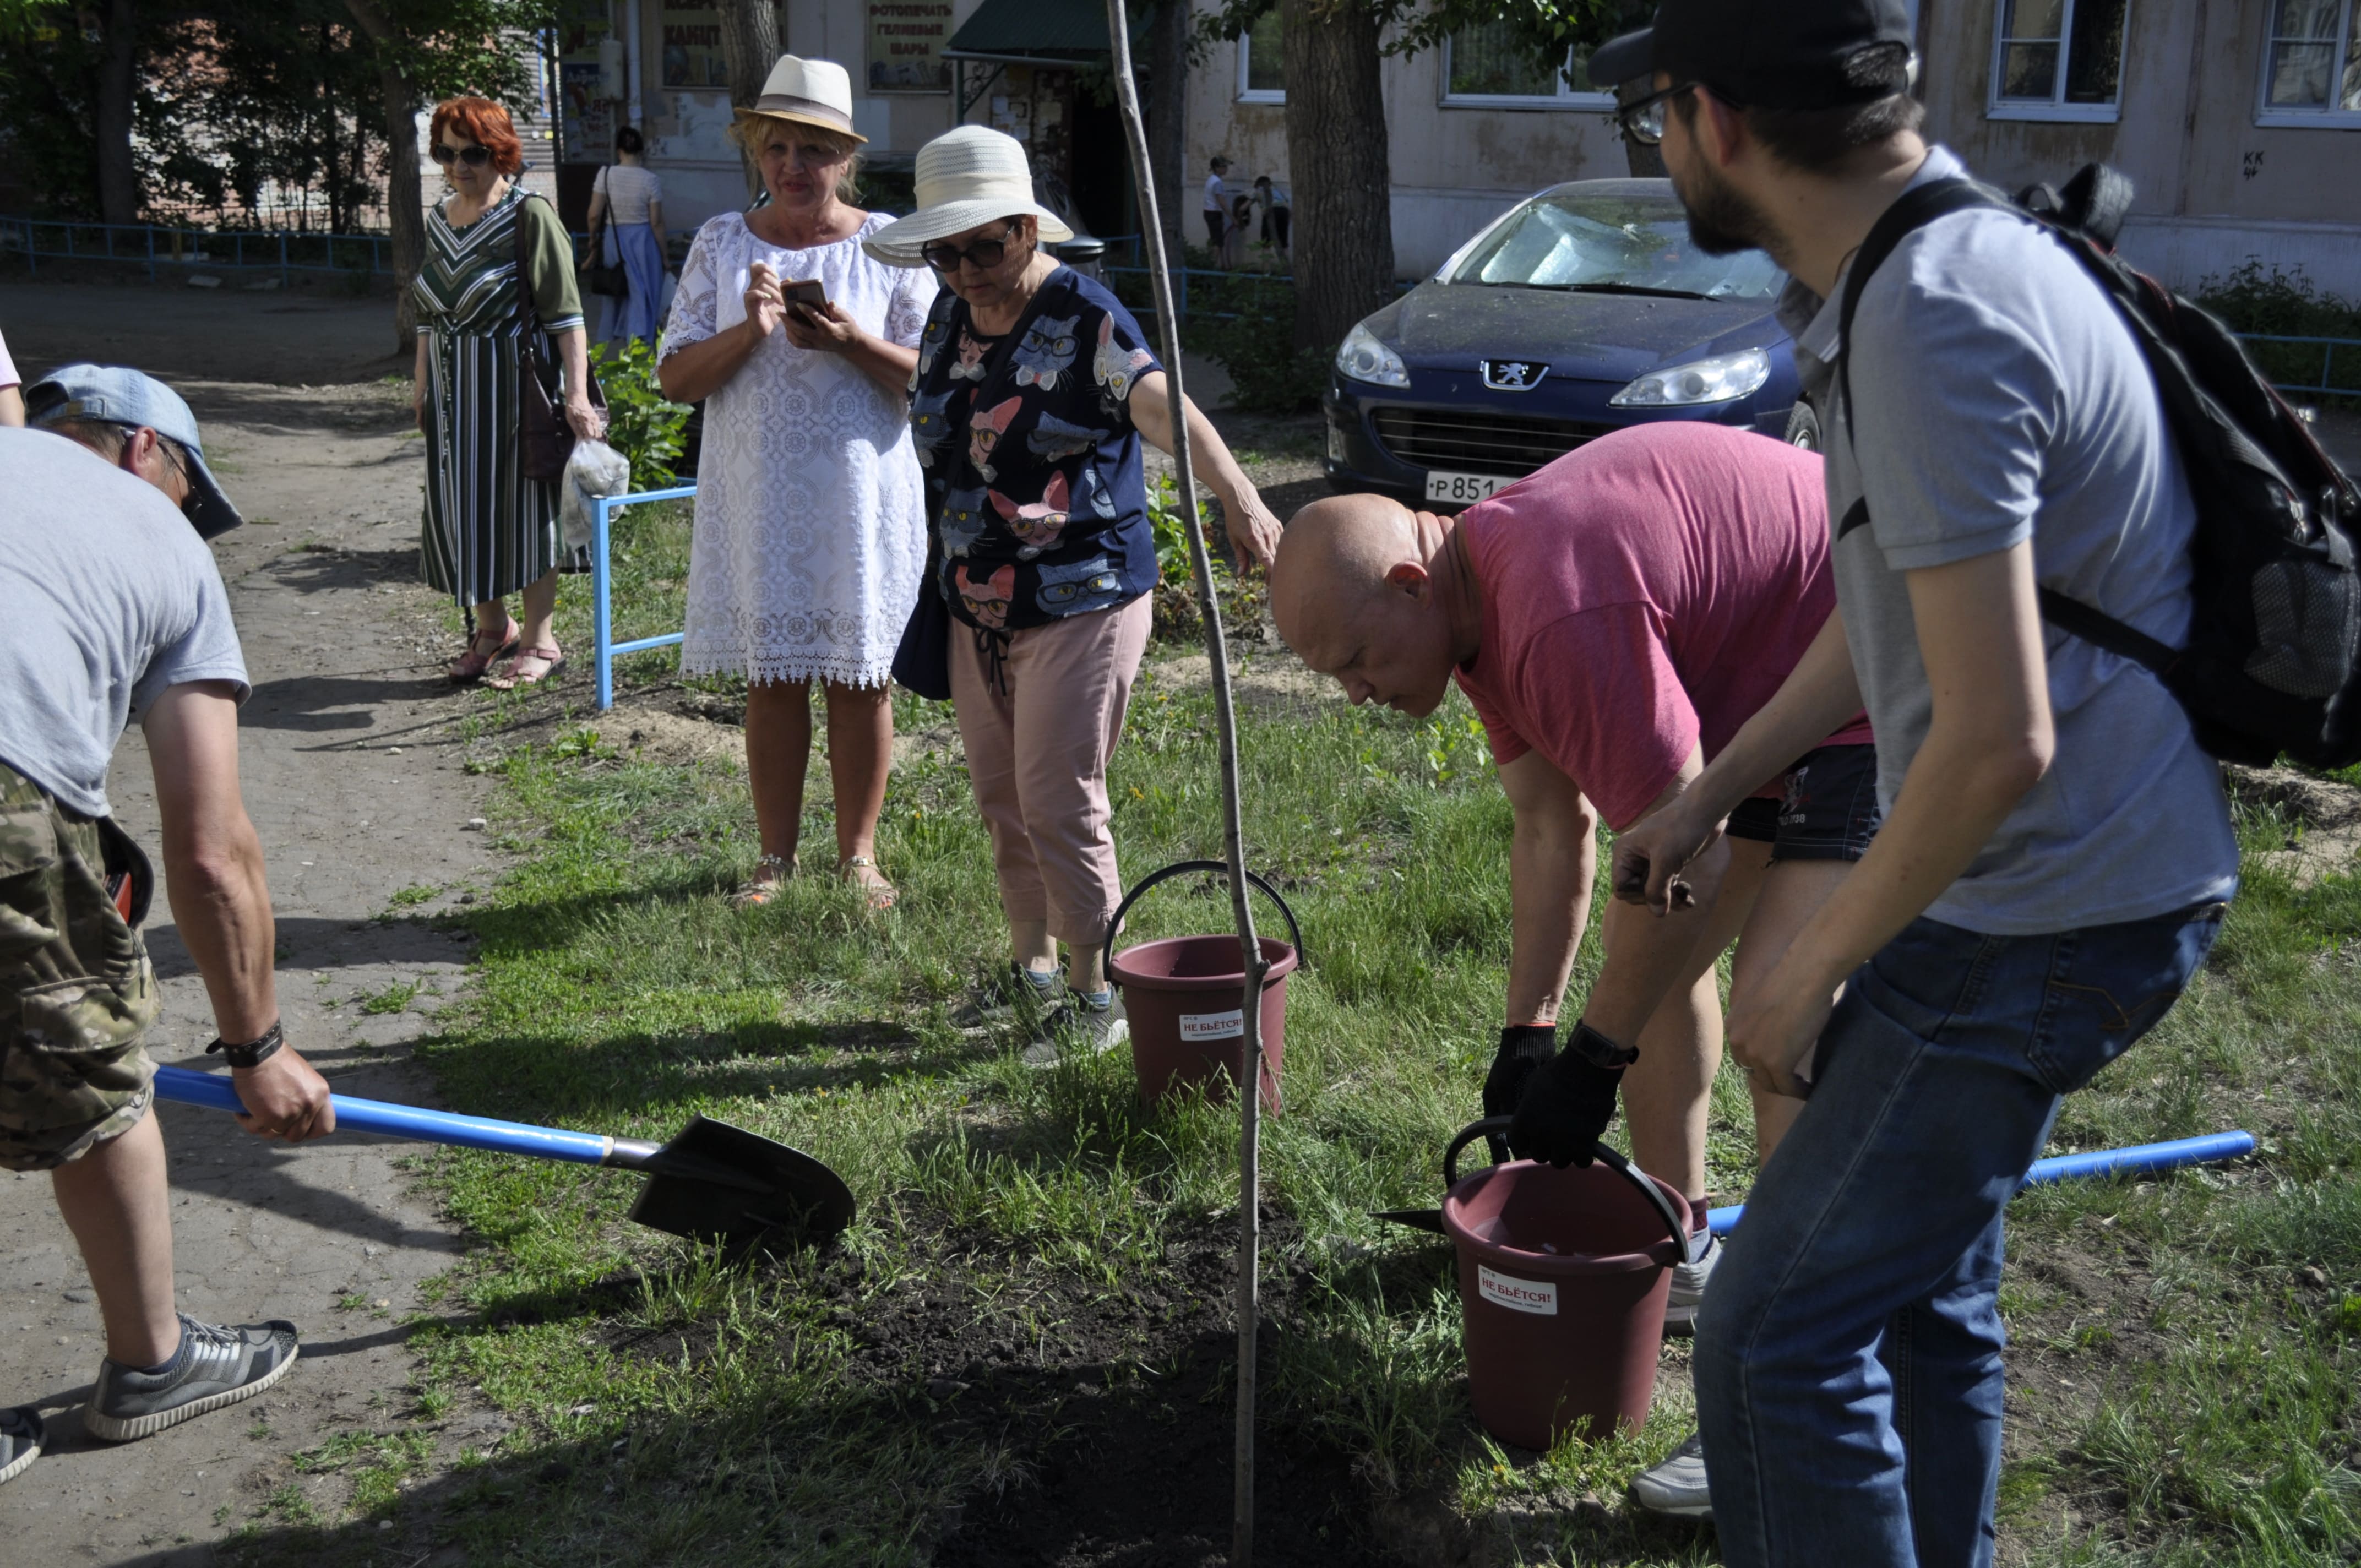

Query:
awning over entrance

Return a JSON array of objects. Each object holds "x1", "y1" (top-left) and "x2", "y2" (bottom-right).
[{"x1": 943, "y1": 0, "x2": 1146, "y2": 68}]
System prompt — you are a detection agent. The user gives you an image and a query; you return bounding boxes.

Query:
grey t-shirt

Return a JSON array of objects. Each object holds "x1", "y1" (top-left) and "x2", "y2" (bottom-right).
[
  {"x1": 1779, "y1": 146, "x2": 2238, "y2": 934},
  {"x1": 0, "y1": 427, "x2": 249, "y2": 818}
]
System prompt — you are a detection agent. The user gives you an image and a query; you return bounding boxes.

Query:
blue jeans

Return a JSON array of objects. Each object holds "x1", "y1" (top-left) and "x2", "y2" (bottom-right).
[{"x1": 1694, "y1": 899, "x2": 2228, "y2": 1568}]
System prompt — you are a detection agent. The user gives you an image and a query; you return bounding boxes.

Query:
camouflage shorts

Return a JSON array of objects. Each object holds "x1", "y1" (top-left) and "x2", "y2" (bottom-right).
[{"x1": 0, "y1": 763, "x2": 159, "y2": 1172}]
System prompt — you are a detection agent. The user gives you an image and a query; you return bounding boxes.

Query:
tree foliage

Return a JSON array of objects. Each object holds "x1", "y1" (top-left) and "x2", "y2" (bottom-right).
[{"x1": 1193, "y1": 0, "x2": 1634, "y2": 89}]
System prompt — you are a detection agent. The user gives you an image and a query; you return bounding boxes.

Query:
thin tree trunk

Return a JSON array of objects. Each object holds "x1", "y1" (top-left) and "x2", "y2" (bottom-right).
[
  {"x1": 95, "y1": 0, "x2": 140, "y2": 224},
  {"x1": 713, "y1": 0, "x2": 780, "y2": 201},
  {"x1": 1281, "y1": 0, "x2": 1391, "y2": 350},
  {"x1": 1144, "y1": 0, "x2": 1188, "y2": 262},
  {"x1": 1614, "y1": 79, "x2": 1666, "y2": 178},
  {"x1": 344, "y1": 0, "x2": 423, "y2": 349}
]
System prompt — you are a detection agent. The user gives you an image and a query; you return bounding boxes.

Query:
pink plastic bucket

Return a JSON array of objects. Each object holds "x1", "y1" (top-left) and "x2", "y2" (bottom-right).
[{"x1": 1106, "y1": 861, "x2": 1304, "y2": 1113}]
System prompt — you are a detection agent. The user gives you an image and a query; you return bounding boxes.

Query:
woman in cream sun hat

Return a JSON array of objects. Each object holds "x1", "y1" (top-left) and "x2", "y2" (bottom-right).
[
  {"x1": 871, "y1": 124, "x2": 1282, "y2": 1064},
  {"x1": 656, "y1": 54, "x2": 938, "y2": 911}
]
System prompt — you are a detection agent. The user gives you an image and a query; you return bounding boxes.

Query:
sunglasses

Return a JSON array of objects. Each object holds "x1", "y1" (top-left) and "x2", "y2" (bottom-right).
[
  {"x1": 1616, "y1": 82, "x2": 1699, "y2": 147},
  {"x1": 922, "y1": 222, "x2": 1024, "y2": 275},
  {"x1": 430, "y1": 143, "x2": 494, "y2": 167}
]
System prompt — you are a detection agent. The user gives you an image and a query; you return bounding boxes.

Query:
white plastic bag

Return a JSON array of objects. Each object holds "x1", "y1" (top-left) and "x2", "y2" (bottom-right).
[{"x1": 559, "y1": 438, "x2": 633, "y2": 553}]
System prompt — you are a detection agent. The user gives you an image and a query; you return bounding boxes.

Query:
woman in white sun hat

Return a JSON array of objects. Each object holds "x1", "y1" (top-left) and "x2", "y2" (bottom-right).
[
  {"x1": 867, "y1": 124, "x2": 1282, "y2": 1062},
  {"x1": 657, "y1": 54, "x2": 938, "y2": 912}
]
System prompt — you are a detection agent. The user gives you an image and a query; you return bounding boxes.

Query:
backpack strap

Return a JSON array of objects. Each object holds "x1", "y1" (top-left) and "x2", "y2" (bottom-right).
[
  {"x1": 1834, "y1": 178, "x2": 2005, "y2": 450},
  {"x1": 2034, "y1": 586, "x2": 2182, "y2": 680}
]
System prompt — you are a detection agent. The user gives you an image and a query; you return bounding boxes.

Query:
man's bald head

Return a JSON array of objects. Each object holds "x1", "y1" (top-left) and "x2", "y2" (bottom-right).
[{"x1": 1271, "y1": 492, "x2": 1464, "y2": 716}]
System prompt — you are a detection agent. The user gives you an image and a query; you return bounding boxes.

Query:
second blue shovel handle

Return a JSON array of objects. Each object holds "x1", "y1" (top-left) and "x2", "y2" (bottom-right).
[{"x1": 151, "y1": 1064, "x2": 622, "y2": 1166}]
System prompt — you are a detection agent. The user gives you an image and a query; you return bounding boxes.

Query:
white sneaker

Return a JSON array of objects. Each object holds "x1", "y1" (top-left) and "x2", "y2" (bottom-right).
[
  {"x1": 1664, "y1": 1229, "x2": 1717, "y2": 1337},
  {"x1": 1630, "y1": 1430, "x2": 1713, "y2": 1518}
]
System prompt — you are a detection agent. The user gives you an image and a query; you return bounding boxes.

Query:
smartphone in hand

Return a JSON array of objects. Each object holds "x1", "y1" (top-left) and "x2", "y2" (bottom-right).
[{"x1": 781, "y1": 279, "x2": 828, "y2": 313}]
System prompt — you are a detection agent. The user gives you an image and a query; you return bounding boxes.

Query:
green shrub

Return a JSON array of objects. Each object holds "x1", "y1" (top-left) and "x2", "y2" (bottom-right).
[
  {"x1": 589, "y1": 337, "x2": 693, "y2": 485},
  {"x1": 2193, "y1": 261, "x2": 2361, "y2": 401},
  {"x1": 1106, "y1": 266, "x2": 1331, "y2": 416}
]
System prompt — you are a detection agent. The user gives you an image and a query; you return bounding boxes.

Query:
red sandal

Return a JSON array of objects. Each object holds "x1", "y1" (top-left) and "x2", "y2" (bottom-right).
[
  {"x1": 448, "y1": 615, "x2": 518, "y2": 684},
  {"x1": 486, "y1": 644, "x2": 566, "y2": 690}
]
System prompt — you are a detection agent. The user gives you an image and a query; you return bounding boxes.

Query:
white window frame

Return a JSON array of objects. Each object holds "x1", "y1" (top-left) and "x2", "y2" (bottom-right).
[
  {"x1": 1236, "y1": 14, "x2": 1285, "y2": 104},
  {"x1": 1438, "y1": 30, "x2": 1614, "y2": 110},
  {"x1": 2255, "y1": 0, "x2": 2361, "y2": 126},
  {"x1": 1985, "y1": 0, "x2": 2128, "y2": 124}
]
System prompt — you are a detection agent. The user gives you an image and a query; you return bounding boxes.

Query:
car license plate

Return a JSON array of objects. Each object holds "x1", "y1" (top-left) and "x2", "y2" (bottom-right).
[{"x1": 1425, "y1": 470, "x2": 1506, "y2": 505}]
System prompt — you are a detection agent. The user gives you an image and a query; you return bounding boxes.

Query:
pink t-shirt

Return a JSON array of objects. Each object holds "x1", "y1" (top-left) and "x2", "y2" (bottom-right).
[{"x1": 1452, "y1": 422, "x2": 1870, "y2": 831}]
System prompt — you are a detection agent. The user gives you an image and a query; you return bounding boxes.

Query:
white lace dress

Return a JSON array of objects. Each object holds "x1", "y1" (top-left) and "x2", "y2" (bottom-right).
[{"x1": 660, "y1": 211, "x2": 938, "y2": 687}]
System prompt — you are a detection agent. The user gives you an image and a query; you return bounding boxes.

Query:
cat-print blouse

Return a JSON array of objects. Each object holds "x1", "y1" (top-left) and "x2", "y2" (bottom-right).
[{"x1": 906, "y1": 265, "x2": 1163, "y2": 634}]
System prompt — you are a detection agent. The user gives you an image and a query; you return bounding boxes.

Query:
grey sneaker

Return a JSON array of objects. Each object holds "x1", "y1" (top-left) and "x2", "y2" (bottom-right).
[
  {"x1": 1630, "y1": 1429, "x2": 1712, "y2": 1518},
  {"x1": 951, "y1": 963, "x2": 1059, "y2": 1028},
  {"x1": 1020, "y1": 990, "x2": 1129, "y2": 1068},
  {"x1": 1664, "y1": 1229, "x2": 1718, "y2": 1337},
  {"x1": 0, "y1": 1406, "x2": 42, "y2": 1486},
  {"x1": 84, "y1": 1314, "x2": 299, "y2": 1442}
]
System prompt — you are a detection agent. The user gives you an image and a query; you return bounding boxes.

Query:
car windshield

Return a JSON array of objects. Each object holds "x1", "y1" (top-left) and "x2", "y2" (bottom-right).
[{"x1": 1447, "y1": 190, "x2": 1785, "y2": 301}]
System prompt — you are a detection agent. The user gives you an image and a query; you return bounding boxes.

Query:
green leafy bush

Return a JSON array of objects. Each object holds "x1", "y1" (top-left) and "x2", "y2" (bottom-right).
[
  {"x1": 1146, "y1": 469, "x2": 1267, "y2": 643},
  {"x1": 1107, "y1": 268, "x2": 1330, "y2": 416},
  {"x1": 2193, "y1": 262, "x2": 2361, "y2": 402},
  {"x1": 589, "y1": 338, "x2": 693, "y2": 484}
]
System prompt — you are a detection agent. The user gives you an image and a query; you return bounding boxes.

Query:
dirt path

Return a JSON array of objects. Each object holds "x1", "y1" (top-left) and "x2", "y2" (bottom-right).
[{"x1": 0, "y1": 377, "x2": 505, "y2": 1562}]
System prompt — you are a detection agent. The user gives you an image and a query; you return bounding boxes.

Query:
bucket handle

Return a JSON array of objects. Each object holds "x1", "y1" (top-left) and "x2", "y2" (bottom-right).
[
  {"x1": 1444, "y1": 1116, "x2": 1698, "y2": 1266},
  {"x1": 1107, "y1": 858, "x2": 1305, "y2": 970}
]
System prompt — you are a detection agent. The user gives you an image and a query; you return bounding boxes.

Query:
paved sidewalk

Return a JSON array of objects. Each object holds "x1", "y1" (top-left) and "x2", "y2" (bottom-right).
[{"x1": 1, "y1": 380, "x2": 496, "y2": 1560}]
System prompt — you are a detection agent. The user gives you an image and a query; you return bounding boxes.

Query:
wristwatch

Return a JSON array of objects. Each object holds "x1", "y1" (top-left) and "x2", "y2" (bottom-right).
[
  {"x1": 1567, "y1": 1019, "x2": 1638, "y2": 1070},
  {"x1": 205, "y1": 1020, "x2": 285, "y2": 1069}
]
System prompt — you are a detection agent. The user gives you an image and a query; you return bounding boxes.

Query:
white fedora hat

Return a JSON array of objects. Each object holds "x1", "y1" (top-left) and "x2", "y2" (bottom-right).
[
  {"x1": 736, "y1": 54, "x2": 864, "y2": 143},
  {"x1": 861, "y1": 126, "x2": 1073, "y2": 269}
]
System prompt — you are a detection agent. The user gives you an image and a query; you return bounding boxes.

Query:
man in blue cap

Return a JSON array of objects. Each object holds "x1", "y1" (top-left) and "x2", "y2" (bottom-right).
[
  {"x1": 0, "y1": 366, "x2": 336, "y2": 1487},
  {"x1": 1562, "y1": 3, "x2": 2236, "y2": 1558}
]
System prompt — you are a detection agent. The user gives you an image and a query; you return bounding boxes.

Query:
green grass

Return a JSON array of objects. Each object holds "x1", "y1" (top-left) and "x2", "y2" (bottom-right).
[{"x1": 220, "y1": 503, "x2": 2360, "y2": 1564}]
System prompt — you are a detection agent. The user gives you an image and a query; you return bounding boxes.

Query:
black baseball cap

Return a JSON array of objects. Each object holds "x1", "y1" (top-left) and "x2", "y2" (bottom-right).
[{"x1": 1588, "y1": 0, "x2": 1916, "y2": 110}]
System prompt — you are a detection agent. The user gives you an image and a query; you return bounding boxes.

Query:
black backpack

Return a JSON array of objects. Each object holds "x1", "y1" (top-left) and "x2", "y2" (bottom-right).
[{"x1": 1834, "y1": 163, "x2": 2361, "y2": 769}]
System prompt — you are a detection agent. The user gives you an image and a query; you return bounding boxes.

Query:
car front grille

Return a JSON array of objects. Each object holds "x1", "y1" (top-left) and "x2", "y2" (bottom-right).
[{"x1": 1369, "y1": 407, "x2": 1614, "y2": 477}]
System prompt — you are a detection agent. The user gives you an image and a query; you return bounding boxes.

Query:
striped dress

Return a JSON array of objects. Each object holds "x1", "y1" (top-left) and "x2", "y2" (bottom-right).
[{"x1": 415, "y1": 184, "x2": 587, "y2": 605}]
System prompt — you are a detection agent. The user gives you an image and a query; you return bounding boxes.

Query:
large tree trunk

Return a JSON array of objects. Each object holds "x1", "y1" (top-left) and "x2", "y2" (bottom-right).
[
  {"x1": 1144, "y1": 0, "x2": 1188, "y2": 261},
  {"x1": 95, "y1": 0, "x2": 140, "y2": 223},
  {"x1": 1281, "y1": 0, "x2": 1391, "y2": 349},
  {"x1": 714, "y1": 0, "x2": 780, "y2": 200},
  {"x1": 1614, "y1": 79, "x2": 1666, "y2": 178},
  {"x1": 344, "y1": 0, "x2": 423, "y2": 350}
]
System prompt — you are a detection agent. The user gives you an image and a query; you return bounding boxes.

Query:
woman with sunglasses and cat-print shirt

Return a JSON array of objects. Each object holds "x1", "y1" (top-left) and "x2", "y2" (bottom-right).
[{"x1": 866, "y1": 126, "x2": 1282, "y2": 1061}]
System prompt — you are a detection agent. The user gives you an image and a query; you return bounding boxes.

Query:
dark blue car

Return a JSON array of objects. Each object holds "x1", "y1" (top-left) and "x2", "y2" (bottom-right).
[{"x1": 1324, "y1": 178, "x2": 1816, "y2": 509}]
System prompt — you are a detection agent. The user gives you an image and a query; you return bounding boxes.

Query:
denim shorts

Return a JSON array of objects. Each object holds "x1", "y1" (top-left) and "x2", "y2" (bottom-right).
[{"x1": 1726, "y1": 742, "x2": 1881, "y2": 862}]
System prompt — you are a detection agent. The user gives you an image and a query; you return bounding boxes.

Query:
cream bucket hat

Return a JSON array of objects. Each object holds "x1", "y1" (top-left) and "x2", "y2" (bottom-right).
[
  {"x1": 736, "y1": 54, "x2": 864, "y2": 142},
  {"x1": 861, "y1": 126, "x2": 1074, "y2": 269}
]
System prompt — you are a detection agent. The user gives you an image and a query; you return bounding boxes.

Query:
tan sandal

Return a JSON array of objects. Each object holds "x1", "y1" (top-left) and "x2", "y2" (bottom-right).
[
  {"x1": 448, "y1": 614, "x2": 518, "y2": 684},
  {"x1": 839, "y1": 855, "x2": 896, "y2": 912},
  {"x1": 486, "y1": 644, "x2": 566, "y2": 690},
  {"x1": 732, "y1": 854, "x2": 796, "y2": 908}
]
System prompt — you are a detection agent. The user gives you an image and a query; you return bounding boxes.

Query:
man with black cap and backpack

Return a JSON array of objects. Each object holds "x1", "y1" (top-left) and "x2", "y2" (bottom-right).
[
  {"x1": 1557, "y1": 2, "x2": 2244, "y2": 1557},
  {"x1": 0, "y1": 366, "x2": 334, "y2": 1487}
]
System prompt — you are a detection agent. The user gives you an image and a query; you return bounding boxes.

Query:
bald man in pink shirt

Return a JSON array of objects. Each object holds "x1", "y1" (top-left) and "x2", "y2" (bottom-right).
[{"x1": 1274, "y1": 422, "x2": 1876, "y2": 1331}]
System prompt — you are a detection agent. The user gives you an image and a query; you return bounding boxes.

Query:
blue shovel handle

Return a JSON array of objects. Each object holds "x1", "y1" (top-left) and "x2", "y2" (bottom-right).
[{"x1": 150, "y1": 1064, "x2": 645, "y2": 1167}]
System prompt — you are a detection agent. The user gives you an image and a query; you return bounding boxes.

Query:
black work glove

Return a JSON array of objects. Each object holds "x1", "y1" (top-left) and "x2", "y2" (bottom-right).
[
  {"x1": 1483, "y1": 1025, "x2": 1559, "y2": 1161},
  {"x1": 1506, "y1": 1021, "x2": 1635, "y2": 1169}
]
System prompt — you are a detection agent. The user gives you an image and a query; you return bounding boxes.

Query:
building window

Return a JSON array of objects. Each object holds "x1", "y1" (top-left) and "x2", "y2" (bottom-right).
[
  {"x1": 1440, "y1": 20, "x2": 1614, "y2": 107},
  {"x1": 1236, "y1": 10, "x2": 1283, "y2": 104},
  {"x1": 1989, "y1": 0, "x2": 2129, "y2": 122},
  {"x1": 2259, "y1": 0, "x2": 2361, "y2": 123}
]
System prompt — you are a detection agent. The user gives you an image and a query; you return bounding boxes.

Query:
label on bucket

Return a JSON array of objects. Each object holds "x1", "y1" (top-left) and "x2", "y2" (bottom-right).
[
  {"x1": 1178, "y1": 1008, "x2": 1245, "y2": 1042},
  {"x1": 1477, "y1": 1265, "x2": 1559, "y2": 1316}
]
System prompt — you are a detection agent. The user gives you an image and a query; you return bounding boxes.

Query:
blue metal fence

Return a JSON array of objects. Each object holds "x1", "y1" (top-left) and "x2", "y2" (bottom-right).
[
  {"x1": 0, "y1": 216, "x2": 396, "y2": 282},
  {"x1": 592, "y1": 483, "x2": 697, "y2": 710},
  {"x1": 2233, "y1": 332, "x2": 2360, "y2": 400}
]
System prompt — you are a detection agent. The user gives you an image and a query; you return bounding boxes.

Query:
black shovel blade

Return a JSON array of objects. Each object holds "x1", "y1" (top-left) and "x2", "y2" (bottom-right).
[
  {"x1": 626, "y1": 1115, "x2": 856, "y2": 1254},
  {"x1": 1370, "y1": 1207, "x2": 1446, "y2": 1234}
]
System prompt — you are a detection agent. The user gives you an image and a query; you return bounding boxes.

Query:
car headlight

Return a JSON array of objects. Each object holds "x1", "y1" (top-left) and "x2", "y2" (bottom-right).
[
  {"x1": 1609, "y1": 347, "x2": 1771, "y2": 407},
  {"x1": 1336, "y1": 322, "x2": 1410, "y2": 388}
]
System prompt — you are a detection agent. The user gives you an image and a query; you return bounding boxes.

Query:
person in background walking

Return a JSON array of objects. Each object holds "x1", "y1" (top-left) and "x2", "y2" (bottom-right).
[
  {"x1": 1202, "y1": 156, "x2": 1231, "y2": 261},
  {"x1": 2, "y1": 366, "x2": 335, "y2": 1486},
  {"x1": 866, "y1": 125, "x2": 1283, "y2": 1059},
  {"x1": 587, "y1": 124, "x2": 668, "y2": 349},
  {"x1": 412, "y1": 96, "x2": 603, "y2": 690},
  {"x1": 657, "y1": 55, "x2": 936, "y2": 912},
  {"x1": 1254, "y1": 175, "x2": 1291, "y2": 258},
  {"x1": 0, "y1": 325, "x2": 21, "y2": 424}
]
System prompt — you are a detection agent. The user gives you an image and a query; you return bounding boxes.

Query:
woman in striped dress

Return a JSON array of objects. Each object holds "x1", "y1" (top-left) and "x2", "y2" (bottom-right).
[{"x1": 411, "y1": 96, "x2": 605, "y2": 688}]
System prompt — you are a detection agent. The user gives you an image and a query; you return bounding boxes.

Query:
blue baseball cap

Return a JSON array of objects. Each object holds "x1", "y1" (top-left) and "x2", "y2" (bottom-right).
[{"x1": 23, "y1": 363, "x2": 244, "y2": 539}]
